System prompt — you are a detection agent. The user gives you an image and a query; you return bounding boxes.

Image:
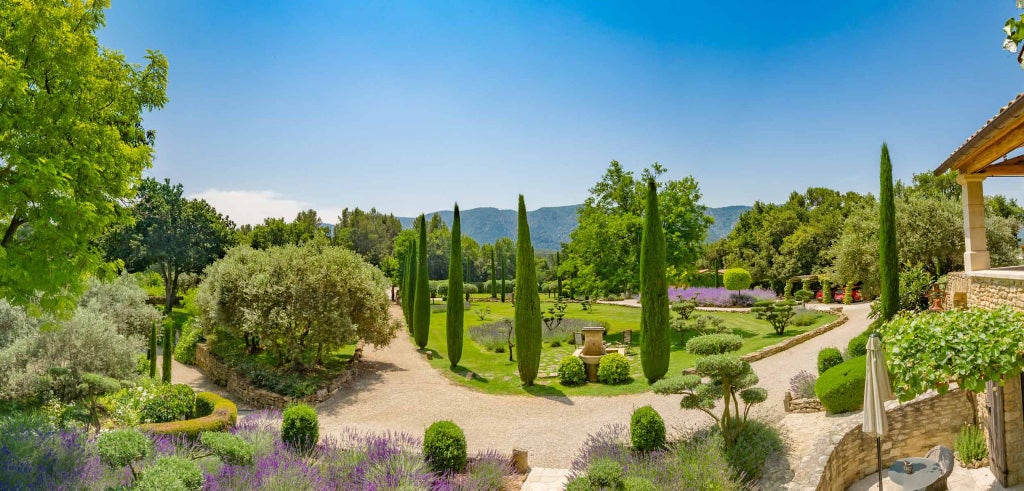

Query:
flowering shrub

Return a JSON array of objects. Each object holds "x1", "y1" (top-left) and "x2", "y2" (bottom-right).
[{"x1": 667, "y1": 287, "x2": 776, "y2": 307}]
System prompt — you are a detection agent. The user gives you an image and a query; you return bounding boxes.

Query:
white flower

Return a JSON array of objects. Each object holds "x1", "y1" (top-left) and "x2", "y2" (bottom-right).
[
  {"x1": 1006, "y1": 22, "x2": 1014, "y2": 36},
  {"x1": 1005, "y1": 38, "x2": 1018, "y2": 54}
]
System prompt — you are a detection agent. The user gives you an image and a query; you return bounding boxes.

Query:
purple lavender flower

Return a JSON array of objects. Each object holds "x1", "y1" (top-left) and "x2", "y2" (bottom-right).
[{"x1": 667, "y1": 286, "x2": 776, "y2": 307}]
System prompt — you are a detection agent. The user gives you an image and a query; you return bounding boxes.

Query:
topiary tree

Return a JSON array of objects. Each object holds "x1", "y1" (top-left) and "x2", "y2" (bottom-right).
[
  {"x1": 78, "y1": 373, "x2": 121, "y2": 434},
  {"x1": 447, "y1": 204, "x2": 464, "y2": 367},
  {"x1": 514, "y1": 195, "x2": 542, "y2": 386},
  {"x1": 723, "y1": 268, "x2": 752, "y2": 296},
  {"x1": 783, "y1": 280, "x2": 794, "y2": 300},
  {"x1": 423, "y1": 420, "x2": 467, "y2": 474},
  {"x1": 652, "y1": 332, "x2": 766, "y2": 447},
  {"x1": 793, "y1": 289, "x2": 813, "y2": 308},
  {"x1": 640, "y1": 179, "x2": 670, "y2": 383},
  {"x1": 162, "y1": 323, "x2": 172, "y2": 383},
  {"x1": 97, "y1": 428, "x2": 151, "y2": 482},
  {"x1": 282, "y1": 403, "x2": 319, "y2": 453},
  {"x1": 630, "y1": 405, "x2": 666, "y2": 452},
  {"x1": 878, "y1": 143, "x2": 899, "y2": 321},
  {"x1": 816, "y1": 347, "x2": 843, "y2": 375},
  {"x1": 843, "y1": 281, "x2": 855, "y2": 304},
  {"x1": 135, "y1": 456, "x2": 203, "y2": 491},
  {"x1": 669, "y1": 298, "x2": 697, "y2": 346},
  {"x1": 820, "y1": 278, "x2": 832, "y2": 304},
  {"x1": 751, "y1": 299, "x2": 796, "y2": 335}
]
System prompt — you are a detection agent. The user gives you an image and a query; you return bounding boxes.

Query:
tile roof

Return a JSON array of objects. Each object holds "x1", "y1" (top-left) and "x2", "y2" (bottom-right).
[{"x1": 934, "y1": 93, "x2": 1024, "y2": 175}]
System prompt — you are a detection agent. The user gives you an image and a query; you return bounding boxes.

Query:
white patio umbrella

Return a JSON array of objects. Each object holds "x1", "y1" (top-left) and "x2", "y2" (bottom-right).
[{"x1": 863, "y1": 333, "x2": 896, "y2": 490}]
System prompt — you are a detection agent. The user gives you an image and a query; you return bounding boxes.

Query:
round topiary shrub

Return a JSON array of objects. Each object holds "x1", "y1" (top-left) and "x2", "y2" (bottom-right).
[
  {"x1": 586, "y1": 457, "x2": 623, "y2": 488},
  {"x1": 630, "y1": 405, "x2": 666, "y2": 452},
  {"x1": 282, "y1": 403, "x2": 319, "y2": 453},
  {"x1": 423, "y1": 420, "x2": 468, "y2": 474},
  {"x1": 558, "y1": 356, "x2": 586, "y2": 386},
  {"x1": 816, "y1": 347, "x2": 843, "y2": 375},
  {"x1": 622, "y1": 476, "x2": 658, "y2": 491},
  {"x1": 139, "y1": 384, "x2": 196, "y2": 423},
  {"x1": 136, "y1": 456, "x2": 203, "y2": 491},
  {"x1": 597, "y1": 353, "x2": 631, "y2": 384},
  {"x1": 814, "y1": 355, "x2": 867, "y2": 414},
  {"x1": 97, "y1": 428, "x2": 152, "y2": 470},
  {"x1": 200, "y1": 431, "x2": 255, "y2": 466},
  {"x1": 846, "y1": 332, "x2": 872, "y2": 358}
]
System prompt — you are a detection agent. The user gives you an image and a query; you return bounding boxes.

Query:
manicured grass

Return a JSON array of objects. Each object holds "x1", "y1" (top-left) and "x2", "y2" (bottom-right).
[{"x1": 418, "y1": 301, "x2": 836, "y2": 396}]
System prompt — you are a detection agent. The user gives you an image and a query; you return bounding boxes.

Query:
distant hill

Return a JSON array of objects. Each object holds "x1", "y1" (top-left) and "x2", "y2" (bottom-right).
[{"x1": 397, "y1": 204, "x2": 750, "y2": 250}]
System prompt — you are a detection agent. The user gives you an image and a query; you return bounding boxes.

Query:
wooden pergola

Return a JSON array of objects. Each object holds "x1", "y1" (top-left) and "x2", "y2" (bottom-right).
[{"x1": 933, "y1": 93, "x2": 1024, "y2": 272}]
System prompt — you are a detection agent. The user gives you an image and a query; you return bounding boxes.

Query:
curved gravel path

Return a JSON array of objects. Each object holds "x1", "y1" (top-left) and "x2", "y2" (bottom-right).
[{"x1": 310, "y1": 302, "x2": 872, "y2": 468}]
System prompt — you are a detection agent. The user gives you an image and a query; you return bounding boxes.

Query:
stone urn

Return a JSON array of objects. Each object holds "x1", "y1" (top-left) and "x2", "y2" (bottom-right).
[{"x1": 579, "y1": 327, "x2": 607, "y2": 382}]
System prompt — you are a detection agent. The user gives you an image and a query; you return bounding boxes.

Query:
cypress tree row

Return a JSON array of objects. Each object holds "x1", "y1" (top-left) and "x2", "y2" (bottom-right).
[
  {"x1": 447, "y1": 204, "x2": 465, "y2": 367},
  {"x1": 149, "y1": 321, "x2": 157, "y2": 378},
  {"x1": 402, "y1": 243, "x2": 416, "y2": 331},
  {"x1": 514, "y1": 195, "x2": 542, "y2": 386},
  {"x1": 879, "y1": 143, "x2": 899, "y2": 322},
  {"x1": 413, "y1": 215, "x2": 431, "y2": 349},
  {"x1": 490, "y1": 248, "x2": 497, "y2": 299},
  {"x1": 162, "y1": 323, "x2": 172, "y2": 383},
  {"x1": 640, "y1": 178, "x2": 670, "y2": 383}
]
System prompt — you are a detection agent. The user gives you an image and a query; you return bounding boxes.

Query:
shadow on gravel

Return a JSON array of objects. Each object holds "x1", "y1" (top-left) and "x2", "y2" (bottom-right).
[{"x1": 315, "y1": 359, "x2": 401, "y2": 411}]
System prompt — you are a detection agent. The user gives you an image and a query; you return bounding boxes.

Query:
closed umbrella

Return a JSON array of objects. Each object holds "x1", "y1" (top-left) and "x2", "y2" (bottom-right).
[{"x1": 863, "y1": 333, "x2": 896, "y2": 490}]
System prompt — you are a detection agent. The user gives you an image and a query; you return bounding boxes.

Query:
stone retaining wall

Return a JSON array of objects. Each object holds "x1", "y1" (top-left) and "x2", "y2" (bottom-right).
[
  {"x1": 740, "y1": 308, "x2": 846, "y2": 364},
  {"x1": 944, "y1": 272, "x2": 1024, "y2": 311},
  {"x1": 194, "y1": 342, "x2": 362, "y2": 409},
  {"x1": 813, "y1": 390, "x2": 974, "y2": 491}
]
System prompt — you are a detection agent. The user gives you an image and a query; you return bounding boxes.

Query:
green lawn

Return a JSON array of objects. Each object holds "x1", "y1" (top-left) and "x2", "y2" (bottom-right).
[{"x1": 417, "y1": 300, "x2": 836, "y2": 396}]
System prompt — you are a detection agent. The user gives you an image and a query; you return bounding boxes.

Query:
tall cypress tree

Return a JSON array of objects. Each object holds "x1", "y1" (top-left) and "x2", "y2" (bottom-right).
[
  {"x1": 500, "y1": 253, "x2": 506, "y2": 303},
  {"x1": 640, "y1": 179, "x2": 670, "y2": 383},
  {"x1": 555, "y1": 251, "x2": 562, "y2": 299},
  {"x1": 402, "y1": 245, "x2": 414, "y2": 330},
  {"x1": 879, "y1": 143, "x2": 899, "y2": 322},
  {"x1": 162, "y1": 323, "x2": 173, "y2": 383},
  {"x1": 514, "y1": 195, "x2": 542, "y2": 386},
  {"x1": 490, "y1": 248, "x2": 497, "y2": 298},
  {"x1": 149, "y1": 321, "x2": 157, "y2": 378},
  {"x1": 413, "y1": 215, "x2": 431, "y2": 348},
  {"x1": 447, "y1": 204, "x2": 465, "y2": 367}
]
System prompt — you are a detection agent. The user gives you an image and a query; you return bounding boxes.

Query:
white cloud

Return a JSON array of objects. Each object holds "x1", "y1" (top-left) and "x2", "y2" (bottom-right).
[{"x1": 188, "y1": 189, "x2": 335, "y2": 226}]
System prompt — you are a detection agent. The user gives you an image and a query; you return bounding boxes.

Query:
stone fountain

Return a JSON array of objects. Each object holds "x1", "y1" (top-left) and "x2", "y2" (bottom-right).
[{"x1": 574, "y1": 326, "x2": 627, "y2": 382}]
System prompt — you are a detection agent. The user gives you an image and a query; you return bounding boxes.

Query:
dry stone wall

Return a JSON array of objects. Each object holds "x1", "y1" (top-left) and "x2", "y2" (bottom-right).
[
  {"x1": 194, "y1": 342, "x2": 362, "y2": 409},
  {"x1": 944, "y1": 272, "x2": 1024, "y2": 311}
]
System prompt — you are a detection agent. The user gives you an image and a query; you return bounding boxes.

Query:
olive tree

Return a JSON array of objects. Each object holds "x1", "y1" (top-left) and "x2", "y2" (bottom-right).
[
  {"x1": 197, "y1": 240, "x2": 399, "y2": 369},
  {"x1": 78, "y1": 275, "x2": 161, "y2": 340}
]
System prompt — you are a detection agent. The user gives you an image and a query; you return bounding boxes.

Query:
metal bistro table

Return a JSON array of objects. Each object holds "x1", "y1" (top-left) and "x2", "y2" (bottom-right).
[{"x1": 888, "y1": 457, "x2": 942, "y2": 491}]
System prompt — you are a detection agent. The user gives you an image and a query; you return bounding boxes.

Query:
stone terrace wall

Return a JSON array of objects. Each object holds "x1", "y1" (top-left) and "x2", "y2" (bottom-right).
[
  {"x1": 944, "y1": 272, "x2": 1024, "y2": 311},
  {"x1": 194, "y1": 342, "x2": 362, "y2": 409},
  {"x1": 815, "y1": 390, "x2": 974, "y2": 491}
]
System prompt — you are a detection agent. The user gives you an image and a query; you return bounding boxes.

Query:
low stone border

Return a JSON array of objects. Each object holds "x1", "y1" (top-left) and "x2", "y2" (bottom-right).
[
  {"x1": 194, "y1": 342, "x2": 363, "y2": 409},
  {"x1": 738, "y1": 308, "x2": 847, "y2": 364},
  {"x1": 784, "y1": 392, "x2": 824, "y2": 413}
]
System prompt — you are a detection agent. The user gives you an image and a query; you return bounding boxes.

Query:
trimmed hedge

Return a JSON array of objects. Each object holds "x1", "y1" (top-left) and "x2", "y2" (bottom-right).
[
  {"x1": 139, "y1": 384, "x2": 196, "y2": 424},
  {"x1": 140, "y1": 392, "x2": 237, "y2": 438},
  {"x1": 846, "y1": 333, "x2": 870, "y2": 358},
  {"x1": 282, "y1": 403, "x2": 319, "y2": 453},
  {"x1": 630, "y1": 406, "x2": 666, "y2": 452},
  {"x1": 597, "y1": 353, "x2": 631, "y2": 384},
  {"x1": 423, "y1": 420, "x2": 468, "y2": 474},
  {"x1": 817, "y1": 348, "x2": 844, "y2": 375},
  {"x1": 814, "y1": 355, "x2": 866, "y2": 414}
]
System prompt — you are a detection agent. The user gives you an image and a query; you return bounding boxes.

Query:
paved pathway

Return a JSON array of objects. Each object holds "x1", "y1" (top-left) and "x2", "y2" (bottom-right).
[{"x1": 169, "y1": 302, "x2": 871, "y2": 479}]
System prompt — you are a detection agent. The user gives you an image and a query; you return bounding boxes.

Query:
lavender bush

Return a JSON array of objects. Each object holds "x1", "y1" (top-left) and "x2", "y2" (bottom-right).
[
  {"x1": 788, "y1": 370, "x2": 817, "y2": 399},
  {"x1": 0, "y1": 414, "x2": 100, "y2": 490},
  {"x1": 668, "y1": 287, "x2": 776, "y2": 307}
]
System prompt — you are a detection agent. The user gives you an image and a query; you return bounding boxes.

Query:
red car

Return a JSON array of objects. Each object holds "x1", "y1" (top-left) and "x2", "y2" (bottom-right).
[{"x1": 814, "y1": 287, "x2": 863, "y2": 302}]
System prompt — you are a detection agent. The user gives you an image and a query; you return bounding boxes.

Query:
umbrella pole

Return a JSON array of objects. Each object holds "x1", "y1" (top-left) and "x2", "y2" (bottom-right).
[{"x1": 876, "y1": 436, "x2": 883, "y2": 490}]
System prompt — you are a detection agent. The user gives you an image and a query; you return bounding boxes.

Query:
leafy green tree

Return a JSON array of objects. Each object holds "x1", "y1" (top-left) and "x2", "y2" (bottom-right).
[
  {"x1": 652, "y1": 333, "x2": 766, "y2": 447},
  {"x1": 564, "y1": 162, "x2": 711, "y2": 295},
  {"x1": 751, "y1": 300, "x2": 796, "y2": 335},
  {"x1": 879, "y1": 144, "x2": 899, "y2": 321},
  {"x1": 413, "y1": 215, "x2": 431, "y2": 349},
  {"x1": 514, "y1": 196, "x2": 542, "y2": 386},
  {"x1": 106, "y1": 179, "x2": 236, "y2": 313},
  {"x1": 640, "y1": 179, "x2": 670, "y2": 383},
  {"x1": 0, "y1": 1, "x2": 168, "y2": 312},
  {"x1": 248, "y1": 217, "x2": 293, "y2": 249},
  {"x1": 196, "y1": 241, "x2": 398, "y2": 368},
  {"x1": 446, "y1": 205, "x2": 464, "y2": 367}
]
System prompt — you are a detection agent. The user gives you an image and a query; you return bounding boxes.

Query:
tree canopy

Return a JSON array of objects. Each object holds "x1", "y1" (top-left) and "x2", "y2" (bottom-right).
[{"x1": 0, "y1": 1, "x2": 168, "y2": 312}]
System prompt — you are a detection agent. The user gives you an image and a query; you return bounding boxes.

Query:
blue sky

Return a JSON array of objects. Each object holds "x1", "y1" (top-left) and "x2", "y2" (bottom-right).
[{"x1": 99, "y1": 1, "x2": 1024, "y2": 224}]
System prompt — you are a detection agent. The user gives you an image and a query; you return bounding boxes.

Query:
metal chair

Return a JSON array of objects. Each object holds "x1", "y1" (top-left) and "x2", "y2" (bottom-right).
[
  {"x1": 573, "y1": 331, "x2": 584, "y2": 347},
  {"x1": 621, "y1": 329, "x2": 632, "y2": 345}
]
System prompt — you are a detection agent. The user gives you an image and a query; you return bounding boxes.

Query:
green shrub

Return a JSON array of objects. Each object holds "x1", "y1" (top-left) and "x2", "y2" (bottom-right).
[
  {"x1": 630, "y1": 406, "x2": 666, "y2": 452},
  {"x1": 817, "y1": 348, "x2": 844, "y2": 375},
  {"x1": 723, "y1": 268, "x2": 752, "y2": 292},
  {"x1": 97, "y1": 428, "x2": 151, "y2": 471},
  {"x1": 955, "y1": 424, "x2": 987, "y2": 465},
  {"x1": 174, "y1": 321, "x2": 201, "y2": 365},
  {"x1": 586, "y1": 457, "x2": 623, "y2": 488},
  {"x1": 790, "y1": 310, "x2": 820, "y2": 326},
  {"x1": 139, "y1": 384, "x2": 196, "y2": 423},
  {"x1": 724, "y1": 420, "x2": 784, "y2": 482},
  {"x1": 597, "y1": 353, "x2": 631, "y2": 384},
  {"x1": 686, "y1": 333, "x2": 743, "y2": 355},
  {"x1": 201, "y1": 431, "x2": 255, "y2": 466},
  {"x1": 565, "y1": 477, "x2": 596, "y2": 491},
  {"x1": 622, "y1": 476, "x2": 657, "y2": 491},
  {"x1": 846, "y1": 332, "x2": 871, "y2": 358},
  {"x1": 140, "y1": 391, "x2": 237, "y2": 438},
  {"x1": 464, "y1": 283, "x2": 479, "y2": 294},
  {"x1": 136, "y1": 456, "x2": 203, "y2": 491},
  {"x1": 423, "y1": 420, "x2": 468, "y2": 474},
  {"x1": 814, "y1": 356, "x2": 866, "y2": 414},
  {"x1": 558, "y1": 356, "x2": 586, "y2": 386},
  {"x1": 282, "y1": 403, "x2": 319, "y2": 452},
  {"x1": 193, "y1": 392, "x2": 214, "y2": 418},
  {"x1": 136, "y1": 353, "x2": 151, "y2": 376}
]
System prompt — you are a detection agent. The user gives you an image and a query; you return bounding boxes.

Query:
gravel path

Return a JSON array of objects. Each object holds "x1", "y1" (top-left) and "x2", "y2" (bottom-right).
[{"x1": 313, "y1": 302, "x2": 872, "y2": 468}]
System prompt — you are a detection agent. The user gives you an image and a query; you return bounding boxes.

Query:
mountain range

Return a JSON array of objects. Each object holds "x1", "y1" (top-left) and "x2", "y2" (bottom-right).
[{"x1": 397, "y1": 204, "x2": 750, "y2": 251}]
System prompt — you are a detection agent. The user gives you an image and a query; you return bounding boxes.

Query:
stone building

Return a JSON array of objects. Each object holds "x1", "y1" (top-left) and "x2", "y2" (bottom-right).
[{"x1": 937, "y1": 93, "x2": 1024, "y2": 487}]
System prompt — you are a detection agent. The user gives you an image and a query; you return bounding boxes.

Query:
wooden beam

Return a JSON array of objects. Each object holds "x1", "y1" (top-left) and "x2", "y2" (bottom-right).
[
  {"x1": 976, "y1": 154, "x2": 1024, "y2": 176},
  {"x1": 960, "y1": 114, "x2": 1024, "y2": 174}
]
